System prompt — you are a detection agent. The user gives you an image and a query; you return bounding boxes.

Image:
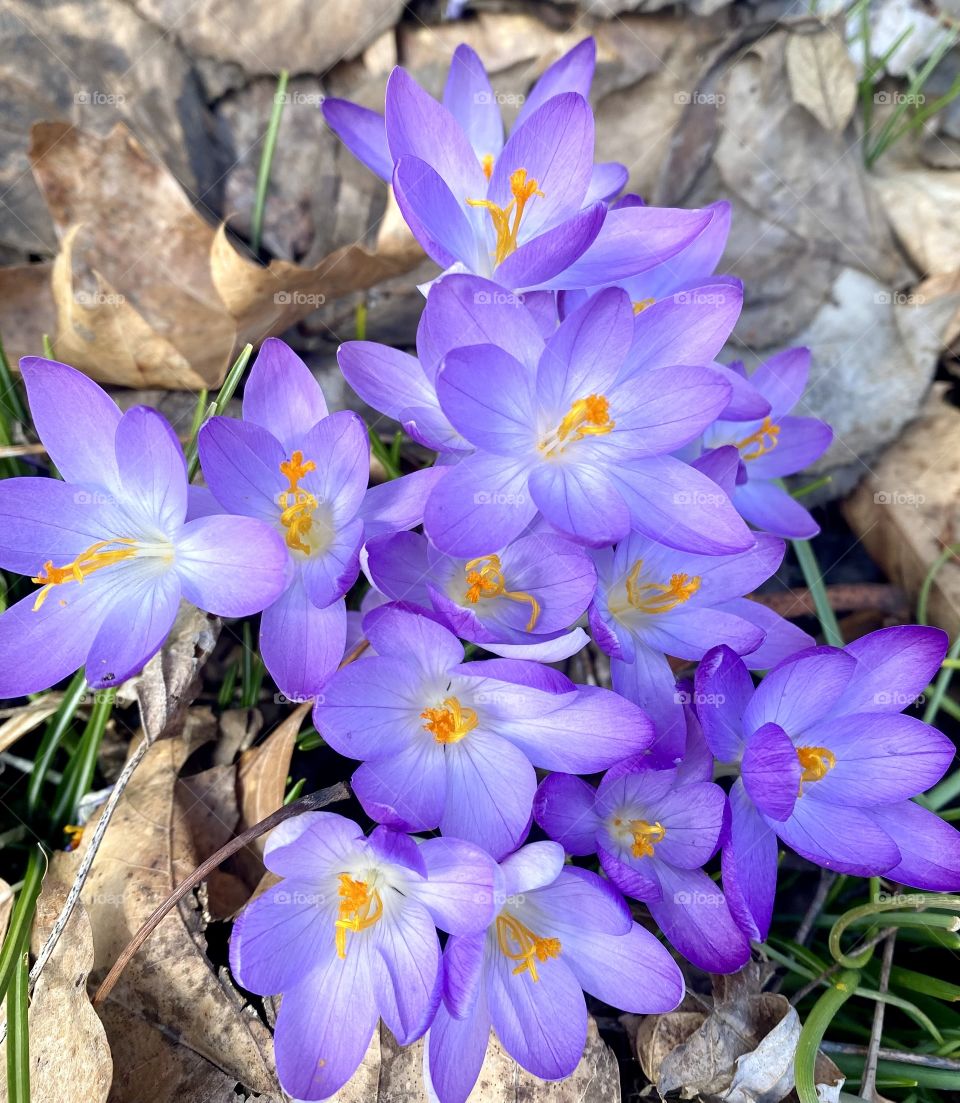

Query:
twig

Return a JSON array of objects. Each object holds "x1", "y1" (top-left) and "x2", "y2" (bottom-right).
[
  {"x1": 820, "y1": 1042, "x2": 960, "y2": 1072},
  {"x1": 92, "y1": 781, "x2": 349, "y2": 1007},
  {"x1": 789, "y1": 927, "x2": 897, "y2": 1005},
  {"x1": 796, "y1": 869, "x2": 837, "y2": 945},
  {"x1": 750, "y1": 584, "x2": 907, "y2": 619},
  {"x1": 862, "y1": 931, "x2": 897, "y2": 1102}
]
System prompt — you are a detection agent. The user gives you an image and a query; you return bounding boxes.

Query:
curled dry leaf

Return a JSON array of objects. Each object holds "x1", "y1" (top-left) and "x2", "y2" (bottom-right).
[
  {"x1": 0, "y1": 880, "x2": 112, "y2": 1103},
  {"x1": 0, "y1": 693, "x2": 63, "y2": 755},
  {"x1": 785, "y1": 28, "x2": 858, "y2": 134},
  {"x1": 51, "y1": 708, "x2": 280, "y2": 1100}
]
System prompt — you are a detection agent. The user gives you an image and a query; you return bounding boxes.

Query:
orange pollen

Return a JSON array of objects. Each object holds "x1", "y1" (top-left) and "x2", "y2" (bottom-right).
[
  {"x1": 463, "y1": 554, "x2": 540, "y2": 631},
  {"x1": 481, "y1": 153, "x2": 495, "y2": 180},
  {"x1": 278, "y1": 450, "x2": 318, "y2": 553},
  {"x1": 796, "y1": 745, "x2": 835, "y2": 795},
  {"x1": 496, "y1": 912, "x2": 561, "y2": 982},
  {"x1": 735, "y1": 416, "x2": 780, "y2": 461},
  {"x1": 625, "y1": 559, "x2": 701, "y2": 614},
  {"x1": 421, "y1": 696, "x2": 478, "y2": 745},
  {"x1": 540, "y1": 394, "x2": 614, "y2": 456},
  {"x1": 63, "y1": 824, "x2": 85, "y2": 851},
  {"x1": 334, "y1": 874, "x2": 383, "y2": 959},
  {"x1": 632, "y1": 298, "x2": 656, "y2": 314},
  {"x1": 467, "y1": 167, "x2": 544, "y2": 266},
  {"x1": 31, "y1": 538, "x2": 139, "y2": 611},
  {"x1": 629, "y1": 819, "x2": 666, "y2": 858}
]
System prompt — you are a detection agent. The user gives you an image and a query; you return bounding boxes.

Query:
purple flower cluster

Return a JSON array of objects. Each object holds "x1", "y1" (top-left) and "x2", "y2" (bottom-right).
[{"x1": 0, "y1": 34, "x2": 958, "y2": 1103}]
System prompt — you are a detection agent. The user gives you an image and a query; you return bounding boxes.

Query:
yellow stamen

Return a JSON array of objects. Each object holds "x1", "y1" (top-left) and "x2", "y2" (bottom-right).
[
  {"x1": 63, "y1": 824, "x2": 84, "y2": 851},
  {"x1": 796, "y1": 745, "x2": 835, "y2": 795},
  {"x1": 421, "y1": 696, "x2": 478, "y2": 745},
  {"x1": 463, "y1": 554, "x2": 540, "y2": 631},
  {"x1": 496, "y1": 912, "x2": 561, "y2": 982},
  {"x1": 278, "y1": 450, "x2": 318, "y2": 554},
  {"x1": 629, "y1": 819, "x2": 666, "y2": 858},
  {"x1": 31, "y1": 538, "x2": 139, "y2": 611},
  {"x1": 632, "y1": 298, "x2": 656, "y2": 314},
  {"x1": 735, "y1": 416, "x2": 780, "y2": 461},
  {"x1": 334, "y1": 874, "x2": 383, "y2": 959},
  {"x1": 624, "y1": 559, "x2": 701, "y2": 615},
  {"x1": 467, "y1": 168, "x2": 544, "y2": 266},
  {"x1": 481, "y1": 153, "x2": 495, "y2": 180},
  {"x1": 539, "y1": 394, "x2": 614, "y2": 456}
]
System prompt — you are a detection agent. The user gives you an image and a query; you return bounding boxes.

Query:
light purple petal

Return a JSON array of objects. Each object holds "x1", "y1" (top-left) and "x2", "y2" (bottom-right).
[
  {"x1": 642, "y1": 607, "x2": 764, "y2": 663},
  {"x1": 776, "y1": 798, "x2": 901, "y2": 876},
  {"x1": 322, "y1": 98, "x2": 392, "y2": 181},
  {"x1": 585, "y1": 161, "x2": 628, "y2": 204},
  {"x1": 734, "y1": 479, "x2": 819, "y2": 539},
  {"x1": 443, "y1": 44, "x2": 503, "y2": 158},
  {"x1": 362, "y1": 604, "x2": 463, "y2": 667},
  {"x1": 528, "y1": 461, "x2": 631, "y2": 547},
  {"x1": 410, "y1": 837, "x2": 497, "y2": 934},
  {"x1": 610, "y1": 365, "x2": 732, "y2": 456},
  {"x1": 722, "y1": 779, "x2": 778, "y2": 941},
  {"x1": 869, "y1": 801, "x2": 960, "y2": 892},
  {"x1": 197, "y1": 416, "x2": 285, "y2": 525},
  {"x1": 517, "y1": 38, "x2": 596, "y2": 126},
  {"x1": 242, "y1": 338, "x2": 328, "y2": 451},
  {"x1": 535, "y1": 867, "x2": 631, "y2": 934},
  {"x1": 611, "y1": 650, "x2": 687, "y2": 767},
  {"x1": 296, "y1": 410, "x2": 369, "y2": 526},
  {"x1": 359, "y1": 467, "x2": 447, "y2": 539},
  {"x1": 648, "y1": 780, "x2": 726, "y2": 869},
  {"x1": 499, "y1": 841, "x2": 567, "y2": 898},
  {"x1": 427, "y1": 996, "x2": 490, "y2": 1103},
  {"x1": 720, "y1": 597, "x2": 815, "y2": 670},
  {"x1": 263, "y1": 810, "x2": 364, "y2": 879},
  {"x1": 338, "y1": 340, "x2": 437, "y2": 420},
  {"x1": 750, "y1": 347, "x2": 811, "y2": 418},
  {"x1": 839, "y1": 625, "x2": 948, "y2": 714},
  {"x1": 260, "y1": 583, "x2": 346, "y2": 702},
  {"x1": 364, "y1": 531, "x2": 432, "y2": 608},
  {"x1": 495, "y1": 204, "x2": 605, "y2": 289},
  {"x1": 741, "y1": 721, "x2": 800, "y2": 821},
  {"x1": 533, "y1": 773, "x2": 600, "y2": 855},
  {"x1": 438, "y1": 345, "x2": 537, "y2": 454},
  {"x1": 746, "y1": 417, "x2": 833, "y2": 479},
  {"x1": 0, "y1": 477, "x2": 114, "y2": 575},
  {"x1": 301, "y1": 518, "x2": 363, "y2": 607},
  {"x1": 393, "y1": 156, "x2": 483, "y2": 270},
  {"x1": 743, "y1": 647, "x2": 855, "y2": 739},
  {"x1": 113, "y1": 407, "x2": 187, "y2": 536},
  {"x1": 373, "y1": 898, "x2": 441, "y2": 1044},
  {"x1": 352, "y1": 740, "x2": 448, "y2": 830}
]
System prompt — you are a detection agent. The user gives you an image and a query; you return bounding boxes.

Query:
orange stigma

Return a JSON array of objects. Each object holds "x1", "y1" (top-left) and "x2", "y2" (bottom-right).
[
  {"x1": 735, "y1": 416, "x2": 780, "y2": 460},
  {"x1": 334, "y1": 874, "x2": 383, "y2": 958},
  {"x1": 463, "y1": 554, "x2": 540, "y2": 630},
  {"x1": 496, "y1": 912, "x2": 561, "y2": 982},
  {"x1": 629, "y1": 819, "x2": 666, "y2": 858},
  {"x1": 481, "y1": 153, "x2": 495, "y2": 180},
  {"x1": 278, "y1": 450, "x2": 318, "y2": 553},
  {"x1": 31, "y1": 538, "x2": 139, "y2": 611},
  {"x1": 625, "y1": 559, "x2": 701, "y2": 615},
  {"x1": 632, "y1": 298, "x2": 656, "y2": 314},
  {"x1": 796, "y1": 746, "x2": 835, "y2": 795},
  {"x1": 540, "y1": 394, "x2": 614, "y2": 456},
  {"x1": 467, "y1": 168, "x2": 544, "y2": 266},
  {"x1": 421, "y1": 696, "x2": 478, "y2": 745}
]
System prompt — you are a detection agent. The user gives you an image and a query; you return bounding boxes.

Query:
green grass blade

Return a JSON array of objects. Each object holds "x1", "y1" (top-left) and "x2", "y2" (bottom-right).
[
  {"x1": 791, "y1": 537, "x2": 844, "y2": 646},
  {"x1": 0, "y1": 847, "x2": 45, "y2": 1005},
  {"x1": 184, "y1": 344, "x2": 253, "y2": 480},
  {"x1": 6, "y1": 949, "x2": 30, "y2": 1103},
  {"x1": 250, "y1": 70, "x2": 289, "y2": 255},
  {"x1": 795, "y1": 970, "x2": 861, "y2": 1103},
  {"x1": 50, "y1": 686, "x2": 115, "y2": 830},
  {"x1": 27, "y1": 670, "x2": 87, "y2": 816}
]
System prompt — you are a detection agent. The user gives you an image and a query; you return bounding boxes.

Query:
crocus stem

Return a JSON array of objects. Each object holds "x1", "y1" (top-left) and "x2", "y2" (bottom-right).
[
  {"x1": 794, "y1": 969, "x2": 861, "y2": 1103},
  {"x1": 50, "y1": 686, "x2": 115, "y2": 830},
  {"x1": 791, "y1": 537, "x2": 844, "y2": 646},
  {"x1": 6, "y1": 950, "x2": 30, "y2": 1103},
  {"x1": 250, "y1": 69, "x2": 289, "y2": 255},
  {"x1": 184, "y1": 343, "x2": 254, "y2": 481},
  {"x1": 27, "y1": 669, "x2": 87, "y2": 816},
  {"x1": 0, "y1": 847, "x2": 45, "y2": 1007},
  {"x1": 829, "y1": 896, "x2": 960, "y2": 968}
]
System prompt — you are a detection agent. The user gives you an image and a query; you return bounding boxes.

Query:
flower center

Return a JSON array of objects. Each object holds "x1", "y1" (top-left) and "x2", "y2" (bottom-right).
[
  {"x1": 420, "y1": 696, "x2": 478, "y2": 744},
  {"x1": 796, "y1": 745, "x2": 835, "y2": 795},
  {"x1": 624, "y1": 559, "x2": 701, "y2": 614},
  {"x1": 629, "y1": 819, "x2": 666, "y2": 858},
  {"x1": 539, "y1": 394, "x2": 614, "y2": 457},
  {"x1": 463, "y1": 554, "x2": 540, "y2": 631},
  {"x1": 735, "y1": 416, "x2": 780, "y2": 461},
  {"x1": 467, "y1": 168, "x2": 544, "y2": 267},
  {"x1": 632, "y1": 298, "x2": 655, "y2": 314},
  {"x1": 496, "y1": 912, "x2": 561, "y2": 982},
  {"x1": 278, "y1": 450, "x2": 318, "y2": 554},
  {"x1": 31, "y1": 538, "x2": 143, "y2": 611},
  {"x1": 334, "y1": 874, "x2": 382, "y2": 959},
  {"x1": 481, "y1": 153, "x2": 495, "y2": 180}
]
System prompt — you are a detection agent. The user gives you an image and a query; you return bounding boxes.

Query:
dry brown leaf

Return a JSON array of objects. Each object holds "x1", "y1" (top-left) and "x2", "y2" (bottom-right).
[
  {"x1": 0, "y1": 695, "x2": 62, "y2": 755},
  {"x1": 0, "y1": 880, "x2": 112, "y2": 1103},
  {"x1": 785, "y1": 29, "x2": 858, "y2": 133},
  {"x1": 52, "y1": 707, "x2": 279, "y2": 1097},
  {"x1": 874, "y1": 169, "x2": 960, "y2": 277},
  {"x1": 333, "y1": 1017, "x2": 620, "y2": 1102}
]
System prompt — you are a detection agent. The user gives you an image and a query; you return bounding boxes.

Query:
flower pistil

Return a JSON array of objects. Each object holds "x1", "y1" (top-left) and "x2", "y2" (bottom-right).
[
  {"x1": 463, "y1": 554, "x2": 540, "y2": 630},
  {"x1": 796, "y1": 745, "x2": 835, "y2": 795},
  {"x1": 278, "y1": 450, "x2": 318, "y2": 554},
  {"x1": 421, "y1": 696, "x2": 478, "y2": 744},
  {"x1": 496, "y1": 912, "x2": 561, "y2": 982},
  {"x1": 31, "y1": 538, "x2": 142, "y2": 611},
  {"x1": 624, "y1": 559, "x2": 701, "y2": 614},
  {"x1": 539, "y1": 395, "x2": 613, "y2": 457},
  {"x1": 735, "y1": 416, "x2": 780, "y2": 460},
  {"x1": 334, "y1": 874, "x2": 383, "y2": 958},
  {"x1": 467, "y1": 168, "x2": 544, "y2": 266}
]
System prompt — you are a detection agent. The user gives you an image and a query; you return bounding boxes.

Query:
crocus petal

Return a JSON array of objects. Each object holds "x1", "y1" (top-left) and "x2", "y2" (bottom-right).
[
  {"x1": 743, "y1": 648, "x2": 855, "y2": 738},
  {"x1": 719, "y1": 597, "x2": 815, "y2": 670},
  {"x1": 750, "y1": 347, "x2": 811, "y2": 418},
  {"x1": 440, "y1": 731, "x2": 537, "y2": 859},
  {"x1": 746, "y1": 417, "x2": 832, "y2": 479},
  {"x1": 486, "y1": 944, "x2": 587, "y2": 1081},
  {"x1": 528, "y1": 462, "x2": 631, "y2": 547},
  {"x1": 625, "y1": 199, "x2": 730, "y2": 299},
  {"x1": 427, "y1": 998, "x2": 491, "y2": 1103},
  {"x1": 598, "y1": 843, "x2": 662, "y2": 902},
  {"x1": 611, "y1": 650, "x2": 687, "y2": 767},
  {"x1": 533, "y1": 773, "x2": 600, "y2": 855},
  {"x1": 359, "y1": 468, "x2": 447, "y2": 539},
  {"x1": 585, "y1": 161, "x2": 628, "y2": 204},
  {"x1": 800, "y1": 712, "x2": 954, "y2": 805},
  {"x1": 263, "y1": 810, "x2": 364, "y2": 879},
  {"x1": 494, "y1": 204, "x2": 605, "y2": 290},
  {"x1": 352, "y1": 740, "x2": 448, "y2": 831},
  {"x1": 441, "y1": 930, "x2": 487, "y2": 1019},
  {"x1": 424, "y1": 454, "x2": 536, "y2": 557},
  {"x1": 297, "y1": 411, "x2": 369, "y2": 526},
  {"x1": 610, "y1": 366, "x2": 733, "y2": 457},
  {"x1": 443, "y1": 44, "x2": 503, "y2": 158},
  {"x1": 711, "y1": 362, "x2": 771, "y2": 420},
  {"x1": 241, "y1": 339, "x2": 329, "y2": 451},
  {"x1": 84, "y1": 567, "x2": 181, "y2": 688},
  {"x1": 839, "y1": 625, "x2": 948, "y2": 714},
  {"x1": 485, "y1": 630, "x2": 590, "y2": 662},
  {"x1": 612, "y1": 455, "x2": 754, "y2": 555},
  {"x1": 362, "y1": 604, "x2": 464, "y2": 668},
  {"x1": 393, "y1": 156, "x2": 483, "y2": 271},
  {"x1": 722, "y1": 779, "x2": 778, "y2": 941},
  {"x1": 20, "y1": 357, "x2": 122, "y2": 487},
  {"x1": 113, "y1": 407, "x2": 187, "y2": 535},
  {"x1": 338, "y1": 341, "x2": 437, "y2": 421},
  {"x1": 364, "y1": 532, "x2": 432, "y2": 608},
  {"x1": 197, "y1": 416, "x2": 286, "y2": 525},
  {"x1": 650, "y1": 780, "x2": 727, "y2": 869},
  {"x1": 776, "y1": 798, "x2": 900, "y2": 876},
  {"x1": 647, "y1": 865, "x2": 750, "y2": 974},
  {"x1": 694, "y1": 645, "x2": 753, "y2": 762},
  {"x1": 517, "y1": 37, "x2": 596, "y2": 126},
  {"x1": 869, "y1": 801, "x2": 960, "y2": 892},
  {"x1": 741, "y1": 722, "x2": 800, "y2": 821},
  {"x1": 229, "y1": 880, "x2": 336, "y2": 995},
  {"x1": 373, "y1": 898, "x2": 442, "y2": 1045},
  {"x1": 274, "y1": 950, "x2": 378, "y2": 1099},
  {"x1": 410, "y1": 837, "x2": 497, "y2": 934},
  {"x1": 734, "y1": 479, "x2": 819, "y2": 539},
  {"x1": 0, "y1": 477, "x2": 114, "y2": 575},
  {"x1": 301, "y1": 519, "x2": 363, "y2": 608},
  {"x1": 438, "y1": 345, "x2": 537, "y2": 454},
  {"x1": 568, "y1": 919, "x2": 685, "y2": 1011},
  {"x1": 499, "y1": 840, "x2": 567, "y2": 897},
  {"x1": 642, "y1": 607, "x2": 764, "y2": 663},
  {"x1": 322, "y1": 98, "x2": 392, "y2": 181},
  {"x1": 260, "y1": 581, "x2": 345, "y2": 703}
]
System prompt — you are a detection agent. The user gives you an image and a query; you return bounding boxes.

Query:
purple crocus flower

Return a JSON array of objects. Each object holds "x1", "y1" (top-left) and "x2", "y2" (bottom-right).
[
  {"x1": 313, "y1": 607, "x2": 654, "y2": 857},
  {"x1": 0, "y1": 358, "x2": 288, "y2": 695},
  {"x1": 695, "y1": 626, "x2": 960, "y2": 940},
  {"x1": 701, "y1": 348, "x2": 833, "y2": 538},
  {"x1": 197, "y1": 339, "x2": 441, "y2": 702},
  {"x1": 589, "y1": 530, "x2": 813, "y2": 764},
  {"x1": 323, "y1": 38, "x2": 628, "y2": 203},
  {"x1": 363, "y1": 527, "x2": 596, "y2": 660},
  {"x1": 419, "y1": 284, "x2": 753, "y2": 557},
  {"x1": 230, "y1": 811, "x2": 497, "y2": 1100},
  {"x1": 534, "y1": 765, "x2": 750, "y2": 973},
  {"x1": 425, "y1": 841, "x2": 684, "y2": 1103}
]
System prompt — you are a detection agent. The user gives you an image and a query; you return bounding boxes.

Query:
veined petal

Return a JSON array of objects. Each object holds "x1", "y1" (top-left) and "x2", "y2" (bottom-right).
[
  {"x1": 352, "y1": 740, "x2": 448, "y2": 831},
  {"x1": 776, "y1": 798, "x2": 901, "y2": 876},
  {"x1": 611, "y1": 649, "x2": 687, "y2": 767},
  {"x1": 648, "y1": 780, "x2": 727, "y2": 869},
  {"x1": 427, "y1": 997, "x2": 491, "y2": 1103},
  {"x1": 197, "y1": 416, "x2": 286, "y2": 525},
  {"x1": 533, "y1": 773, "x2": 600, "y2": 855},
  {"x1": 443, "y1": 43, "x2": 503, "y2": 159},
  {"x1": 438, "y1": 345, "x2": 537, "y2": 454},
  {"x1": 750, "y1": 347, "x2": 811, "y2": 418},
  {"x1": 242, "y1": 338, "x2": 328, "y2": 451},
  {"x1": 722, "y1": 779, "x2": 778, "y2": 941},
  {"x1": 410, "y1": 837, "x2": 497, "y2": 934},
  {"x1": 528, "y1": 462, "x2": 631, "y2": 547},
  {"x1": 362, "y1": 604, "x2": 463, "y2": 668},
  {"x1": 741, "y1": 721, "x2": 800, "y2": 821},
  {"x1": 263, "y1": 811, "x2": 365, "y2": 879},
  {"x1": 564, "y1": 920, "x2": 685, "y2": 1011},
  {"x1": 321, "y1": 98, "x2": 392, "y2": 181},
  {"x1": 393, "y1": 156, "x2": 484, "y2": 271},
  {"x1": 869, "y1": 801, "x2": 960, "y2": 892},
  {"x1": 338, "y1": 340, "x2": 436, "y2": 421},
  {"x1": 113, "y1": 407, "x2": 187, "y2": 536},
  {"x1": 746, "y1": 416, "x2": 832, "y2": 479},
  {"x1": 259, "y1": 583, "x2": 346, "y2": 702},
  {"x1": 359, "y1": 468, "x2": 447, "y2": 539},
  {"x1": 839, "y1": 625, "x2": 948, "y2": 714},
  {"x1": 494, "y1": 204, "x2": 605, "y2": 290},
  {"x1": 499, "y1": 841, "x2": 567, "y2": 898},
  {"x1": 743, "y1": 647, "x2": 855, "y2": 739},
  {"x1": 734, "y1": 479, "x2": 819, "y2": 539},
  {"x1": 374, "y1": 897, "x2": 442, "y2": 1045},
  {"x1": 517, "y1": 38, "x2": 595, "y2": 126},
  {"x1": 297, "y1": 411, "x2": 369, "y2": 526},
  {"x1": 693, "y1": 645, "x2": 752, "y2": 762}
]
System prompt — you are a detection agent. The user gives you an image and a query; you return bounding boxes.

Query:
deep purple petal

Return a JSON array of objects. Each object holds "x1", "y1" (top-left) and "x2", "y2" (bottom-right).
[
  {"x1": 694, "y1": 645, "x2": 752, "y2": 762},
  {"x1": 741, "y1": 722, "x2": 800, "y2": 821},
  {"x1": 495, "y1": 204, "x2": 605, "y2": 289},
  {"x1": 722, "y1": 779, "x2": 778, "y2": 940},
  {"x1": 839, "y1": 625, "x2": 948, "y2": 714},
  {"x1": 113, "y1": 407, "x2": 187, "y2": 536},
  {"x1": 776, "y1": 798, "x2": 900, "y2": 876},
  {"x1": 517, "y1": 38, "x2": 596, "y2": 126},
  {"x1": 868, "y1": 801, "x2": 960, "y2": 892},
  {"x1": 393, "y1": 156, "x2": 483, "y2": 270},
  {"x1": 197, "y1": 416, "x2": 285, "y2": 524},
  {"x1": 533, "y1": 773, "x2": 600, "y2": 855}
]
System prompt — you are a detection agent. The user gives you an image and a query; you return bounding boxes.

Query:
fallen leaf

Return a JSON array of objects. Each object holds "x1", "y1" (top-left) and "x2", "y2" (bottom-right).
[
  {"x1": 0, "y1": 694, "x2": 63, "y2": 755},
  {"x1": 786, "y1": 29, "x2": 858, "y2": 133},
  {"x1": 0, "y1": 880, "x2": 112, "y2": 1103},
  {"x1": 874, "y1": 169, "x2": 960, "y2": 277}
]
